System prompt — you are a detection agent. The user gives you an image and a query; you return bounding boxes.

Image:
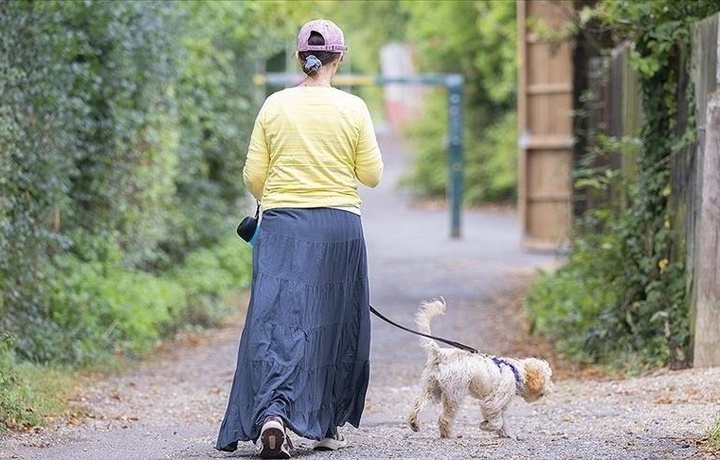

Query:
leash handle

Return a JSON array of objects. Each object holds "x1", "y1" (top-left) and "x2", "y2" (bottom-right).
[{"x1": 369, "y1": 305, "x2": 481, "y2": 354}]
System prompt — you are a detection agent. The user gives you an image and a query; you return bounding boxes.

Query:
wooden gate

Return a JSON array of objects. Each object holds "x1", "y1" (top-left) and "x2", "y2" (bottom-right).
[{"x1": 517, "y1": 0, "x2": 576, "y2": 251}]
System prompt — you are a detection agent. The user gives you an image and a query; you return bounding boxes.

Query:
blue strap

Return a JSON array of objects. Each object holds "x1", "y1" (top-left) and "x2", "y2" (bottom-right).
[{"x1": 492, "y1": 357, "x2": 521, "y2": 386}]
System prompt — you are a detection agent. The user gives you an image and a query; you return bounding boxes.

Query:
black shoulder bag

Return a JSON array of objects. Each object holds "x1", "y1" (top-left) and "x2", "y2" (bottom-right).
[{"x1": 236, "y1": 201, "x2": 260, "y2": 242}]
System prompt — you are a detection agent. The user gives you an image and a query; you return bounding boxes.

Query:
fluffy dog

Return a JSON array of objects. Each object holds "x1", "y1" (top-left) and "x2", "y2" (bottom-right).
[{"x1": 406, "y1": 298, "x2": 553, "y2": 439}]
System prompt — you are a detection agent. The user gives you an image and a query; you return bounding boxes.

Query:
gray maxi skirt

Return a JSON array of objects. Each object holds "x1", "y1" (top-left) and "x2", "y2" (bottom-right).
[{"x1": 216, "y1": 207, "x2": 371, "y2": 452}]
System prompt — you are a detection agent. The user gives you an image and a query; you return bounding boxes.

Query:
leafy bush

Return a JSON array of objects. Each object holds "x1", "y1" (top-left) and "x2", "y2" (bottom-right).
[
  {"x1": 526, "y1": 209, "x2": 621, "y2": 361},
  {"x1": 0, "y1": 336, "x2": 70, "y2": 432},
  {"x1": 400, "y1": 97, "x2": 518, "y2": 205},
  {"x1": 0, "y1": 0, "x2": 183, "y2": 361},
  {"x1": 167, "y1": 236, "x2": 254, "y2": 331},
  {"x1": 527, "y1": 207, "x2": 677, "y2": 370},
  {"x1": 399, "y1": 90, "x2": 448, "y2": 200},
  {"x1": 44, "y1": 257, "x2": 184, "y2": 363},
  {"x1": 29, "y1": 237, "x2": 253, "y2": 365},
  {"x1": 526, "y1": 0, "x2": 720, "y2": 370},
  {"x1": 398, "y1": 0, "x2": 518, "y2": 204},
  {"x1": 463, "y1": 111, "x2": 518, "y2": 204},
  {"x1": 0, "y1": 0, "x2": 297, "y2": 366}
]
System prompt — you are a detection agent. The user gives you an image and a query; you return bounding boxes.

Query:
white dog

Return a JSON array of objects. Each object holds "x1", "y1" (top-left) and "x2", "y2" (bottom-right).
[{"x1": 406, "y1": 298, "x2": 553, "y2": 439}]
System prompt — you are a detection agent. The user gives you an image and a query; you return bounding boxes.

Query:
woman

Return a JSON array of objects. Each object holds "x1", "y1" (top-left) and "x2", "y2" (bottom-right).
[{"x1": 216, "y1": 18, "x2": 384, "y2": 459}]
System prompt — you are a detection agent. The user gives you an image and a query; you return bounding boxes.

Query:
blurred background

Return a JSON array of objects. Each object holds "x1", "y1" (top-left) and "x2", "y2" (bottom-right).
[{"x1": 2, "y1": 0, "x2": 720, "y2": 435}]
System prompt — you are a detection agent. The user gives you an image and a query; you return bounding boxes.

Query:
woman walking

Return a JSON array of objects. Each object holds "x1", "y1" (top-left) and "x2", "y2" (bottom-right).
[{"x1": 215, "y1": 18, "x2": 384, "y2": 459}]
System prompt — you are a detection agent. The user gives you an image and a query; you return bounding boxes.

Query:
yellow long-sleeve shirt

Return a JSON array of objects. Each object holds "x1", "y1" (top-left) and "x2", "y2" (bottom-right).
[{"x1": 243, "y1": 86, "x2": 384, "y2": 211}]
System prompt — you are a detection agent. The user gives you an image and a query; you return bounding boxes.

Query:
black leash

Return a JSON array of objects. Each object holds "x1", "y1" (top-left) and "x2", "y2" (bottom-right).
[{"x1": 369, "y1": 304, "x2": 481, "y2": 354}]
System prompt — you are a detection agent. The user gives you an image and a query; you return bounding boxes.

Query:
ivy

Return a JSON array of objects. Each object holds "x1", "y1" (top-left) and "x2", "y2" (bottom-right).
[{"x1": 528, "y1": 0, "x2": 720, "y2": 369}]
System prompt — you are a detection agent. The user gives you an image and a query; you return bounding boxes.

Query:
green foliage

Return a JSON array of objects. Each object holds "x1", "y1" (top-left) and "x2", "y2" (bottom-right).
[
  {"x1": 0, "y1": 335, "x2": 70, "y2": 432},
  {"x1": 527, "y1": 218, "x2": 624, "y2": 364},
  {"x1": 62, "y1": 0, "x2": 180, "y2": 269},
  {"x1": 527, "y1": 0, "x2": 720, "y2": 369},
  {"x1": 0, "y1": 0, "x2": 183, "y2": 358},
  {"x1": 168, "y1": 236, "x2": 254, "y2": 331},
  {"x1": 528, "y1": 207, "x2": 676, "y2": 369},
  {"x1": 710, "y1": 418, "x2": 720, "y2": 449},
  {"x1": 399, "y1": 90, "x2": 448, "y2": 199},
  {"x1": 0, "y1": 0, "x2": 297, "y2": 432},
  {"x1": 403, "y1": 0, "x2": 516, "y2": 112},
  {"x1": 0, "y1": 1, "x2": 292, "y2": 367},
  {"x1": 399, "y1": 0, "x2": 518, "y2": 204},
  {"x1": 0, "y1": 0, "x2": 76, "y2": 348},
  {"x1": 464, "y1": 111, "x2": 518, "y2": 203},
  {"x1": 44, "y1": 256, "x2": 184, "y2": 363},
  {"x1": 171, "y1": 1, "x2": 281, "y2": 253},
  {"x1": 315, "y1": 0, "x2": 518, "y2": 204},
  {"x1": 400, "y1": 94, "x2": 517, "y2": 203},
  {"x1": 21, "y1": 236, "x2": 253, "y2": 365}
]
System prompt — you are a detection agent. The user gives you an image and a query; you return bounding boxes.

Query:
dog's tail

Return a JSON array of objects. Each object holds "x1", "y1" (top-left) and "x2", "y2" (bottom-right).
[{"x1": 414, "y1": 297, "x2": 447, "y2": 356}]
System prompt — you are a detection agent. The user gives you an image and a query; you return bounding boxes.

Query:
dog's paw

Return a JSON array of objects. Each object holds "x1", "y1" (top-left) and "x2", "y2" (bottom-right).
[
  {"x1": 407, "y1": 416, "x2": 420, "y2": 432},
  {"x1": 498, "y1": 428, "x2": 517, "y2": 440},
  {"x1": 479, "y1": 421, "x2": 496, "y2": 432}
]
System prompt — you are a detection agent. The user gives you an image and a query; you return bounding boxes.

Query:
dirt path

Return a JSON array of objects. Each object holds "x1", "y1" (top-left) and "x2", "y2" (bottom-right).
[{"x1": 1, "y1": 128, "x2": 719, "y2": 460}]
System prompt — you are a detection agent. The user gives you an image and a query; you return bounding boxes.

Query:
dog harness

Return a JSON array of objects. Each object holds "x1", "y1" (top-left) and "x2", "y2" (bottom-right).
[{"x1": 492, "y1": 357, "x2": 522, "y2": 388}]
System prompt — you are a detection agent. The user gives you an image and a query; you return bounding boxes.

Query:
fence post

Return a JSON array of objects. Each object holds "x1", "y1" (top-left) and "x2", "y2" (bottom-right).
[{"x1": 694, "y1": 91, "x2": 720, "y2": 368}]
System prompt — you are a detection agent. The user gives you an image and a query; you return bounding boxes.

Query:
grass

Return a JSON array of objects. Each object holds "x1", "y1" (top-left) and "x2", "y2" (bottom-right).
[
  {"x1": 1, "y1": 286, "x2": 252, "y2": 435},
  {"x1": 693, "y1": 417, "x2": 720, "y2": 458},
  {"x1": 0, "y1": 362, "x2": 77, "y2": 433},
  {"x1": 709, "y1": 418, "x2": 720, "y2": 447}
]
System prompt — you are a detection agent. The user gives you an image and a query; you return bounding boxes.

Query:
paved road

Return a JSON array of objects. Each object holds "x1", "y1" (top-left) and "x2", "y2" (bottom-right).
[{"x1": 1, "y1": 127, "x2": 718, "y2": 460}]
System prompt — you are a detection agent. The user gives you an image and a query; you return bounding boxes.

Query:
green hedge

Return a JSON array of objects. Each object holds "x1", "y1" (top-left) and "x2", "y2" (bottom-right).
[
  {"x1": 0, "y1": 0, "x2": 299, "y2": 365},
  {"x1": 36, "y1": 236, "x2": 253, "y2": 364}
]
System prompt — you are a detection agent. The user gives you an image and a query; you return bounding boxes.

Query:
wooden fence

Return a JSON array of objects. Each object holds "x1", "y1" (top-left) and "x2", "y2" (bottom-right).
[
  {"x1": 691, "y1": 14, "x2": 720, "y2": 367},
  {"x1": 584, "y1": 13, "x2": 720, "y2": 367},
  {"x1": 517, "y1": 0, "x2": 575, "y2": 251}
]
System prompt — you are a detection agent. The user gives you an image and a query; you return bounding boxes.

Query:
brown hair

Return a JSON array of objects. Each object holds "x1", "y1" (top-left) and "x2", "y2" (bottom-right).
[{"x1": 298, "y1": 32, "x2": 342, "y2": 76}]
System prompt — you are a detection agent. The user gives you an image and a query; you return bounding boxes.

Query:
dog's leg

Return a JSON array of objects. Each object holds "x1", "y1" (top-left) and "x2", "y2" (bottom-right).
[
  {"x1": 408, "y1": 374, "x2": 439, "y2": 432},
  {"x1": 438, "y1": 393, "x2": 458, "y2": 438},
  {"x1": 479, "y1": 402, "x2": 514, "y2": 438},
  {"x1": 479, "y1": 405, "x2": 501, "y2": 432},
  {"x1": 407, "y1": 393, "x2": 426, "y2": 432},
  {"x1": 498, "y1": 414, "x2": 515, "y2": 440}
]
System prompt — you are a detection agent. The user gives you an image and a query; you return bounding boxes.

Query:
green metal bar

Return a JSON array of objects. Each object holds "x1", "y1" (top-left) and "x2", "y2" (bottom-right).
[
  {"x1": 446, "y1": 75, "x2": 463, "y2": 239},
  {"x1": 254, "y1": 72, "x2": 464, "y2": 239},
  {"x1": 256, "y1": 73, "x2": 456, "y2": 87}
]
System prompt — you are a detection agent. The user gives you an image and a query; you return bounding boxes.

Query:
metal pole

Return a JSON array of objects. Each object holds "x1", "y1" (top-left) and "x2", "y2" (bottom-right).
[{"x1": 446, "y1": 75, "x2": 463, "y2": 239}]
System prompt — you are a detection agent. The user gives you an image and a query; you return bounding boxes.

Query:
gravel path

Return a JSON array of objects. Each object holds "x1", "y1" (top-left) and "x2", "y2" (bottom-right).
[{"x1": 1, "y1": 128, "x2": 719, "y2": 460}]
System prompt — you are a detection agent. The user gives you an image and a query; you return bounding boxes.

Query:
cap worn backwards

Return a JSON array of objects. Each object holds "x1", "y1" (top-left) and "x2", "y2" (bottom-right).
[{"x1": 297, "y1": 19, "x2": 348, "y2": 52}]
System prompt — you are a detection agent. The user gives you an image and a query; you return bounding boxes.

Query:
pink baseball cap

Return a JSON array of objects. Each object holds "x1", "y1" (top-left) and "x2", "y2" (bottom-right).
[{"x1": 296, "y1": 19, "x2": 348, "y2": 52}]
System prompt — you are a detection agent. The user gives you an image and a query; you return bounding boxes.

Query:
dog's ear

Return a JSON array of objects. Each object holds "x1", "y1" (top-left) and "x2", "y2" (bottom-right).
[{"x1": 523, "y1": 362, "x2": 546, "y2": 396}]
